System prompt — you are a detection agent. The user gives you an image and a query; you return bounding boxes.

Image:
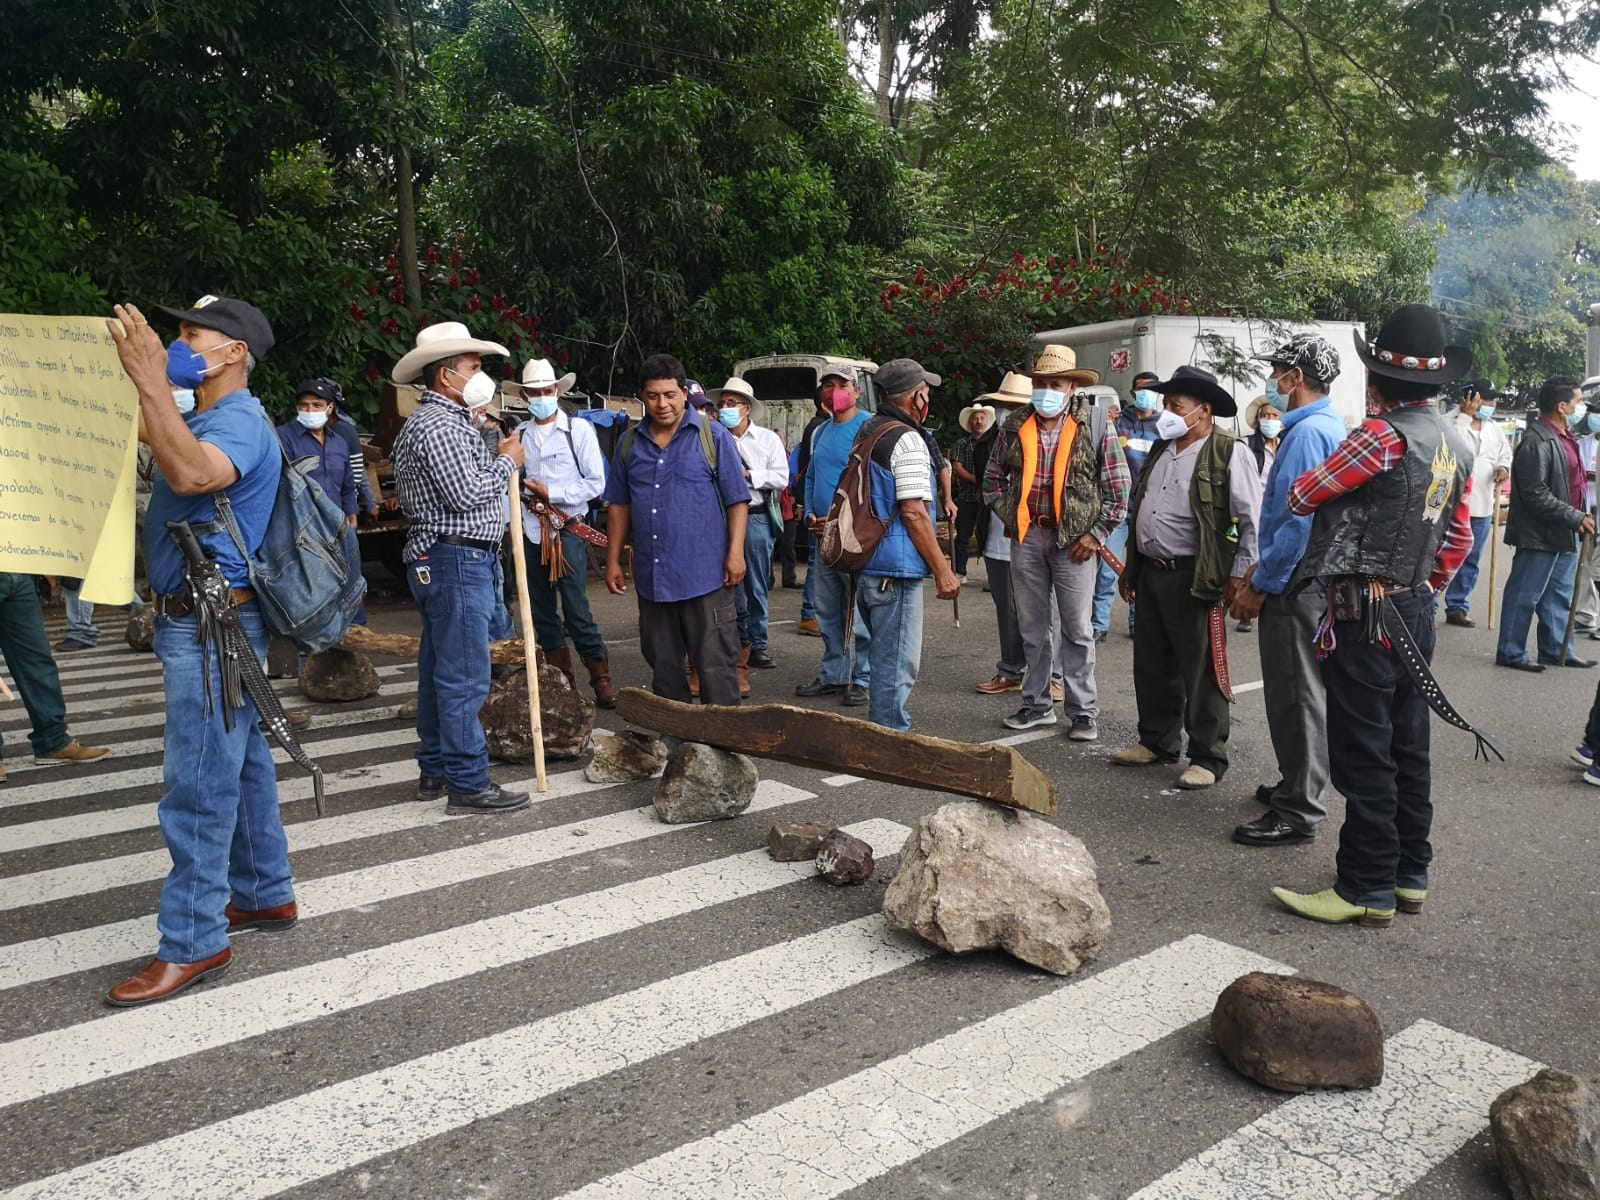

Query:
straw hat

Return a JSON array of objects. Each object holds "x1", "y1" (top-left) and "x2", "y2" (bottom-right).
[
  {"x1": 1027, "y1": 344, "x2": 1100, "y2": 386},
  {"x1": 518, "y1": 357, "x2": 576, "y2": 395},
  {"x1": 392, "y1": 322, "x2": 510, "y2": 385},
  {"x1": 980, "y1": 371, "x2": 1034, "y2": 407},
  {"x1": 1241, "y1": 395, "x2": 1275, "y2": 432},
  {"x1": 714, "y1": 376, "x2": 763, "y2": 421},
  {"x1": 958, "y1": 403, "x2": 996, "y2": 433}
]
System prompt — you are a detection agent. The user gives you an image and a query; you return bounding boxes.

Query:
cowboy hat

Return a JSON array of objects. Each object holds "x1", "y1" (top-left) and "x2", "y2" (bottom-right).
[
  {"x1": 714, "y1": 376, "x2": 763, "y2": 421},
  {"x1": 519, "y1": 357, "x2": 576, "y2": 395},
  {"x1": 1027, "y1": 344, "x2": 1099, "y2": 387},
  {"x1": 958, "y1": 402, "x2": 997, "y2": 433},
  {"x1": 392, "y1": 321, "x2": 510, "y2": 385},
  {"x1": 1352, "y1": 303, "x2": 1472, "y2": 385},
  {"x1": 1240, "y1": 394, "x2": 1278, "y2": 433},
  {"x1": 980, "y1": 371, "x2": 1034, "y2": 407},
  {"x1": 1149, "y1": 364, "x2": 1238, "y2": 418}
]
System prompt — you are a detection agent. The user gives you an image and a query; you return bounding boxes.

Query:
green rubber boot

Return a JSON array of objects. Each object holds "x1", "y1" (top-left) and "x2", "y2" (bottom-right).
[
  {"x1": 1395, "y1": 887, "x2": 1427, "y2": 915},
  {"x1": 1271, "y1": 887, "x2": 1395, "y2": 928}
]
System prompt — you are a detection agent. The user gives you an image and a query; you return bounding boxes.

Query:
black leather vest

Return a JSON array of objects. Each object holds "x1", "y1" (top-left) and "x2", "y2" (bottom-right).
[{"x1": 1294, "y1": 404, "x2": 1473, "y2": 589}]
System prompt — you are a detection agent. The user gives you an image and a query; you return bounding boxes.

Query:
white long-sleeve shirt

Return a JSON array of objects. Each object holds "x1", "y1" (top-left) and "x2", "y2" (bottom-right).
[
  {"x1": 517, "y1": 410, "x2": 607, "y2": 543},
  {"x1": 733, "y1": 422, "x2": 790, "y2": 501},
  {"x1": 1448, "y1": 411, "x2": 1513, "y2": 519}
]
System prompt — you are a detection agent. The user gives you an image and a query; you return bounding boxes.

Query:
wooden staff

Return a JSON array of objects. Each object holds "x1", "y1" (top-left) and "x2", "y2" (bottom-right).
[
  {"x1": 1486, "y1": 500, "x2": 1503, "y2": 630},
  {"x1": 508, "y1": 473, "x2": 547, "y2": 792}
]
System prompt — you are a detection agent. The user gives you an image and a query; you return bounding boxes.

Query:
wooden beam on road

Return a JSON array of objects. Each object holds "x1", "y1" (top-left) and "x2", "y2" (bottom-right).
[
  {"x1": 615, "y1": 688, "x2": 1057, "y2": 816},
  {"x1": 341, "y1": 623, "x2": 529, "y2": 665}
]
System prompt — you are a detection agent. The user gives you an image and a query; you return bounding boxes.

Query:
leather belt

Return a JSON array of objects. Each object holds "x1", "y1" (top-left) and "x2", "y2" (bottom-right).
[
  {"x1": 433, "y1": 533, "x2": 501, "y2": 553},
  {"x1": 155, "y1": 587, "x2": 256, "y2": 619},
  {"x1": 1030, "y1": 514, "x2": 1058, "y2": 530},
  {"x1": 1144, "y1": 555, "x2": 1196, "y2": 571}
]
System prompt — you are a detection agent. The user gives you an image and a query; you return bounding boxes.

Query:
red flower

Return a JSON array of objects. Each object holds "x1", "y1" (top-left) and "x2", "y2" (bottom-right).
[
  {"x1": 450, "y1": 248, "x2": 462, "y2": 268},
  {"x1": 425, "y1": 246, "x2": 439, "y2": 265},
  {"x1": 381, "y1": 317, "x2": 399, "y2": 336},
  {"x1": 904, "y1": 325, "x2": 917, "y2": 337},
  {"x1": 1013, "y1": 252, "x2": 1025, "y2": 266},
  {"x1": 449, "y1": 273, "x2": 460, "y2": 290},
  {"x1": 349, "y1": 304, "x2": 366, "y2": 322},
  {"x1": 510, "y1": 333, "x2": 523, "y2": 349},
  {"x1": 505, "y1": 305, "x2": 521, "y2": 321},
  {"x1": 491, "y1": 295, "x2": 505, "y2": 310},
  {"x1": 468, "y1": 268, "x2": 482, "y2": 285},
  {"x1": 529, "y1": 316, "x2": 540, "y2": 331},
  {"x1": 467, "y1": 294, "x2": 483, "y2": 313},
  {"x1": 931, "y1": 340, "x2": 946, "y2": 353},
  {"x1": 390, "y1": 287, "x2": 406, "y2": 304},
  {"x1": 913, "y1": 267, "x2": 926, "y2": 286},
  {"x1": 557, "y1": 349, "x2": 570, "y2": 366},
  {"x1": 364, "y1": 281, "x2": 379, "y2": 298},
  {"x1": 416, "y1": 312, "x2": 430, "y2": 330},
  {"x1": 385, "y1": 255, "x2": 397, "y2": 270},
  {"x1": 365, "y1": 363, "x2": 381, "y2": 382}
]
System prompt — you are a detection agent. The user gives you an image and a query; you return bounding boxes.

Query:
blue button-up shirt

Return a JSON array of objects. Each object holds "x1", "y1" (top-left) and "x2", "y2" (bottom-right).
[
  {"x1": 1253, "y1": 396, "x2": 1349, "y2": 594},
  {"x1": 603, "y1": 407, "x2": 751, "y2": 602},
  {"x1": 518, "y1": 410, "x2": 607, "y2": 543},
  {"x1": 277, "y1": 418, "x2": 358, "y2": 517}
]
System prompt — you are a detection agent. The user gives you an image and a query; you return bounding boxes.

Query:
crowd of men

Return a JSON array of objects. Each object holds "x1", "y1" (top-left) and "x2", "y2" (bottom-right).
[{"x1": 5, "y1": 291, "x2": 1598, "y2": 1009}]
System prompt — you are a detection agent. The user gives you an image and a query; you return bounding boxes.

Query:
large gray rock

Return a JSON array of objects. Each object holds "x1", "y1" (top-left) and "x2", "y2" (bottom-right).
[
  {"x1": 816, "y1": 830, "x2": 874, "y2": 885},
  {"x1": 300, "y1": 648, "x2": 382, "y2": 702},
  {"x1": 125, "y1": 608, "x2": 154, "y2": 652},
  {"x1": 1211, "y1": 973, "x2": 1384, "y2": 1093},
  {"x1": 1491, "y1": 1069, "x2": 1600, "y2": 1200},
  {"x1": 654, "y1": 742, "x2": 757, "y2": 824},
  {"x1": 584, "y1": 730, "x2": 669, "y2": 783},
  {"x1": 882, "y1": 801, "x2": 1110, "y2": 975},
  {"x1": 481, "y1": 663, "x2": 595, "y2": 761}
]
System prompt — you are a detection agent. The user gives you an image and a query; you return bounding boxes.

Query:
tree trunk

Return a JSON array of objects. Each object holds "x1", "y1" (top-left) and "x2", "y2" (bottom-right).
[
  {"x1": 387, "y1": 0, "x2": 423, "y2": 315},
  {"x1": 875, "y1": 0, "x2": 896, "y2": 127}
]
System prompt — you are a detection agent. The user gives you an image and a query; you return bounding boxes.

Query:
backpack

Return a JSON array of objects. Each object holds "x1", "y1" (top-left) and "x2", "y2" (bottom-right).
[
  {"x1": 819, "y1": 420, "x2": 903, "y2": 572},
  {"x1": 208, "y1": 424, "x2": 367, "y2": 654}
]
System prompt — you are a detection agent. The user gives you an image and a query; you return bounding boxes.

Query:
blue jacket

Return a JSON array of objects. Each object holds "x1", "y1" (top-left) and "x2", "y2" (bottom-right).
[
  {"x1": 861, "y1": 415, "x2": 937, "y2": 580},
  {"x1": 1253, "y1": 397, "x2": 1347, "y2": 594},
  {"x1": 277, "y1": 419, "x2": 358, "y2": 518}
]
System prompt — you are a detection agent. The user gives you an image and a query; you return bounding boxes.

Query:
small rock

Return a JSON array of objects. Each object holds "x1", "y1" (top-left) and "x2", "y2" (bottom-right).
[
  {"x1": 767, "y1": 821, "x2": 832, "y2": 862},
  {"x1": 300, "y1": 648, "x2": 381, "y2": 702},
  {"x1": 816, "y1": 830, "x2": 874, "y2": 884},
  {"x1": 584, "y1": 729, "x2": 669, "y2": 783},
  {"x1": 125, "y1": 608, "x2": 154, "y2": 652},
  {"x1": 396, "y1": 697, "x2": 419, "y2": 721},
  {"x1": 1211, "y1": 973, "x2": 1384, "y2": 1093},
  {"x1": 882, "y1": 801, "x2": 1110, "y2": 975},
  {"x1": 481, "y1": 664, "x2": 595, "y2": 761},
  {"x1": 1491, "y1": 1068, "x2": 1600, "y2": 1200},
  {"x1": 653, "y1": 742, "x2": 756, "y2": 824}
]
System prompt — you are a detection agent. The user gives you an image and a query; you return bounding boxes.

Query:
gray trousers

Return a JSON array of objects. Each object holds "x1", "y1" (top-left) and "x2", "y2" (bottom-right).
[
  {"x1": 638, "y1": 587, "x2": 742, "y2": 706},
  {"x1": 1011, "y1": 533, "x2": 1096, "y2": 717},
  {"x1": 1258, "y1": 587, "x2": 1330, "y2": 832},
  {"x1": 986, "y1": 555, "x2": 1065, "y2": 684}
]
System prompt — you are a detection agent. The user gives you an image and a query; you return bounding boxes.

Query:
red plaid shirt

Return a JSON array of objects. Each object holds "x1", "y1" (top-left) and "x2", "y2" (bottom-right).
[{"x1": 1287, "y1": 406, "x2": 1474, "y2": 592}]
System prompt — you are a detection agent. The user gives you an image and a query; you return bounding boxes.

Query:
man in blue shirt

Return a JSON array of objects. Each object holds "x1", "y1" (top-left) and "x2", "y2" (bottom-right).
[
  {"x1": 103, "y1": 295, "x2": 295, "y2": 1007},
  {"x1": 1094, "y1": 370, "x2": 1162, "y2": 639},
  {"x1": 1228, "y1": 334, "x2": 1348, "y2": 847},
  {"x1": 278, "y1": 378, "x2": 359, "y2": 524},
  {"x1": 604, "y1": 354, "x2": 752, "y2": 705}
]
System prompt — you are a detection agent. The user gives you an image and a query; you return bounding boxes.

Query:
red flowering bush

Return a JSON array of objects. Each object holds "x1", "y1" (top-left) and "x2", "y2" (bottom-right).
[
  {"x1": 328, "y1": 237, "x2": 562, "y2": 415},
  {"x1": 871, "y1": 250, "x2": 1196, "y2": 418}
]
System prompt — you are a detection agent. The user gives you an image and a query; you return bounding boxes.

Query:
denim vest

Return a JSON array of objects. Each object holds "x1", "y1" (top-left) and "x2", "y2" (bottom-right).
[{"x1": 862, "y1": 426, "x2": 936, "y2": 579}]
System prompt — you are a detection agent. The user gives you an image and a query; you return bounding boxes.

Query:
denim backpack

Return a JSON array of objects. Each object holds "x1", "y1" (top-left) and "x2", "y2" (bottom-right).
[{"x1": 209, "y1": 420, "x2": 367, "y2": 653}]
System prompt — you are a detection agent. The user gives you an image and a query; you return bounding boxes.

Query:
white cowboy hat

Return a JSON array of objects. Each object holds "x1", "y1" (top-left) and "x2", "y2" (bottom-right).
[
  {"x1": 980, "y1": 371, "x2": 1034, "y2": 407},
  {"x1": 958, "y1": 402, "x2": 996, "y2": 433},
  {"x1": 392, "y1": 321, "x2": 510, "y2": 385},
  {"x1": 519, "y1": 357, "x2": 576, "y2": 395},
  {"x1": 1241, "y1": 394, "x2": 1274, "y2": 432},
  {"x1": 1027, "y1": 343, "x2": 1100, "y2": 386},
  {"x1": 714, "y1": 376, "x2": 763, "y2": 420}
]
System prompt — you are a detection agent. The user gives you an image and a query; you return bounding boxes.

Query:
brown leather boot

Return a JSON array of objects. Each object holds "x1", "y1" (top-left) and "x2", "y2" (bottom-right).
[
  {"x1": 737, "y1": 644, "x2": 752, "y2": 698},
  {"x1": 583, "y1": 656, "x2": 617, "y2": 709},
  {"x1": 544, "y1": 645, "x2": 577, "y2": 689}
]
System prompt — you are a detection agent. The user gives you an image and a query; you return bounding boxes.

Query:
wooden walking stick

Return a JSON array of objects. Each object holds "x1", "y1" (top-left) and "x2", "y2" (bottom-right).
[
  {"x1": 1486, "y1": 501, "x2": 1503, "y2": 630},
  {"x1": 508, "y1": 473, "x2": 548, "y2": 793}
]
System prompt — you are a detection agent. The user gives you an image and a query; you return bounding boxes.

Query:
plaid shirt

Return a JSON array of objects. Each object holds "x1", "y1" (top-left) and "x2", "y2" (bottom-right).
[
  {"x1": 951, "y1": 435, "x2": 980, "y2": 503},
  {"x1": 392, "y1": 390, "x2": 517, "y2": 562},
  {"x1": 1287, "y1": 405, "x2": 1474, "y2": 591}
]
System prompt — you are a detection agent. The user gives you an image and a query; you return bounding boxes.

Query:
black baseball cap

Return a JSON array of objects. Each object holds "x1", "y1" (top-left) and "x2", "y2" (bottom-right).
[
  {"x1": 154, "y1": 295, "x2": 275, "y2": 359},
  {"x1": 296, "y1": 377, "x2": 342, "y2": 405},
  {"x1": 875, "y1": 358, "x2": 942, "y2": 395}
]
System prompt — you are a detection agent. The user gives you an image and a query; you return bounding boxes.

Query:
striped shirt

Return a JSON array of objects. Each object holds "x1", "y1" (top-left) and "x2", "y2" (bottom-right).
[{"x1": 392, "y1": 391, "x2": 517, "y2": 561}]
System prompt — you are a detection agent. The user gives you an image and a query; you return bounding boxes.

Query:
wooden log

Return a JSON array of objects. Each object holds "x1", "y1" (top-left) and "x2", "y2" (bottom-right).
[
  {"x1": 615, "y1": 689, "x2": 1057, "y2": 816},
  {"x1": 340, "y1": 623, "x2": 529, "y2": 665}
]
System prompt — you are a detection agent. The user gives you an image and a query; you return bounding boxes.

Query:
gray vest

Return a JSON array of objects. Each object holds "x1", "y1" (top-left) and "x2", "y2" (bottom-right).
[{"x1": 1294, "y1": 404, "x2": 1472, "y2": 589}]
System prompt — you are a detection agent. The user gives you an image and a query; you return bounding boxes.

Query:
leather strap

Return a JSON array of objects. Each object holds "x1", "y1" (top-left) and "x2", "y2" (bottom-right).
[
  {"x1": 155, "y1": 587, "x2": 256, "y2": 619},
  {"x1": 1379, "y1": 596, "x2": 1504, "y2": 762},
  {"x1": 1209, "y1": 605, "x2": 1237, "y2": 703}
]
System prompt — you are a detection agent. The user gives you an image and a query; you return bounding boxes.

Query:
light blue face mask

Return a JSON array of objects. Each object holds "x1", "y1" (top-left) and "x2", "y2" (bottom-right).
[
  {"x1": 1588, "y1": 413, "x2": 1600, "y2": 435},
  {"x1": 1570, "y1": 408, "x2": 1587, "y2": 430},
  {"x1": 1263, "y1": 377, "x2": 1284, "y2": 406},
  {"x1": 296, "y1": 410, "x2": 329, "y2": 430},
  {"x1": 1133, "y1": 388, "x2": 1160, "y2": 412},
  {"x1": 718, "y1": 406, "x2": 744, "y2": 429},
  {"x1": 529, "y1": 397, "x2": 560, "y2": 421},
  {"x1": 1031, "y1": 388, "x2": 1067, "y2": 417},
  {"x1": 1257, "y1": 419, "x2": 1283, "y2": 439},
  {"x1": 172, "y1": 388, "x2": 197, "y2": 415},
  {"x1": 1477, "y1": 403, "x2": 1496, "y2": 420}
]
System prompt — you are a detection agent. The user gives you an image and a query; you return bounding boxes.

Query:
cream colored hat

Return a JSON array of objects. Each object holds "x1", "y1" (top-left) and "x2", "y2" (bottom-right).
[
  {"x1": 1241, "y1": 394, "x2": 1275, "y2": 432},
  {"x1": 519, "y1": 357, "x2": 576, "y2": 394},
  {"x1": 980, "y1": 371, "x2": 1034, "y2": 407},
  {"x1": 393, "y1": 321, "x2": 510, "y2": 385},
  {"x1": 1027, "y1": 343, "x2": 1100, "y2": 386},
  {"x1": 714, "y1": 375, "x2": 763, "y2": 421},
  {"x1": 958, "y1": 403, "x2": 996, "y2": 432}
]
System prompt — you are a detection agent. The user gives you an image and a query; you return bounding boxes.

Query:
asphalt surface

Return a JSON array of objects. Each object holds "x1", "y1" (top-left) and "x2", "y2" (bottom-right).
[{"x1": 0, "y1": 550, "x2": 1594, "y2": 1200}]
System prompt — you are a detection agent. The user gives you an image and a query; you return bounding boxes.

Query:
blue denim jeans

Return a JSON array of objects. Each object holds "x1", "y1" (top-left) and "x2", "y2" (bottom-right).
[
  {"x1": 1444, "y1": 516, "x2": 1491, "y2": 614},
  {"x1": 487, "y1": 554, "x2": 515, "y2": 644},
  {"x1": 154, "y1": 603, "x2": 294, "y2": 963},
  {"x1": 1496, "y1": 546, "x2": 1577, "y2": 665},
  {"x1": 410, "y1": 541, "x2": 496, "y2": 792},
  {"x1": 62, "y1": 586, "x2": 100, "y2": 646},
  {"x1": 858, "y1": 575, "x2": 925, "y2": 731},
  {"x1": 739, "y1": 513, "x2": 777, "y2": 650},
  {"x1": 524, "y1": 531, "x2": 607, "y2": 661},
  {"x1": 1092, "y1": 523, "x2": 1129, "y2": 632},
  {"x1": 801, "y1": 540, "x2": 817, "y2": 622},
  {"x1": 814, "y1": 560, "x2": 870, "y2": 686}
]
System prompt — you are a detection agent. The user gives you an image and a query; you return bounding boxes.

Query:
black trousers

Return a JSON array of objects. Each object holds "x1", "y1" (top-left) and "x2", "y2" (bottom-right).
[
  {"x1": 638, "y1": 587, "x2": 742, "y2": 706},
  {"x1": 953, "y1": 500, "x2": 985, "y2": 575},
  {"x1": 776, "y1": 517, "x2": 801, "y2": 584},
  {"x1": 1322, "y1": 588, "x2": 1435, "y2": 908},
  {"x1": 1132, "y1": 560, "x2": 1229, "y2": 776}
]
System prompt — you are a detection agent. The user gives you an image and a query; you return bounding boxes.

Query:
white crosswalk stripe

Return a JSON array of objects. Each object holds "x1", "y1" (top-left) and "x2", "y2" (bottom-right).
[{"x1": 0, "y1": 645, "x2": 1546, "y2": 1200}]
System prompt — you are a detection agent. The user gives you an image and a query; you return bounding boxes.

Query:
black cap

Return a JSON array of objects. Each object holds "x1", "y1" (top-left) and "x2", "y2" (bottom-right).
[
  {"x1": 154, "y1": 295, "x2": 275, "y2": 359},
  {"x1": 874, "y1": 357, "x2": 942, "y2": 396},
  {"x1": 296, "y1": 377, "x2": 342, "y2": 405}
]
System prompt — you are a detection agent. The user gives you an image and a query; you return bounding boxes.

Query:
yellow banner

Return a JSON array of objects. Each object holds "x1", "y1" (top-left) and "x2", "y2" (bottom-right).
[{"x1": 0, "y1": 314, "x2": 139, "y2": 603}]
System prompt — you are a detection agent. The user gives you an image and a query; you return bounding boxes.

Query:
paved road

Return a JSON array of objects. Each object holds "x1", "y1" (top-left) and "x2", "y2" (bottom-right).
[{"x1": 0, "y1": 560, "x2": 1593, "y2": 1199}]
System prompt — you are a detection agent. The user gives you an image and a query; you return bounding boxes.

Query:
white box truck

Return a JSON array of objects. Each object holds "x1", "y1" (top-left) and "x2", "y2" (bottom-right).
[{"x1": 1035, "y1": 315, "x2": 1368, "y2": 431}]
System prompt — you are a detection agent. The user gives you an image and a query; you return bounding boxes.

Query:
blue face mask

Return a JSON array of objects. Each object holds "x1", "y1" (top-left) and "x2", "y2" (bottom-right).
[
  {"x1": 1031, "y1": 388, "x2": 1067, "y2": 417},
  {"x1": 718, "y1": 406, "x2": 744, "y2": 429},
  {"x1": 1133, "y1": 388, "x2": 1160, "y2": 412},
  {"x1": 172, "y1": 388, "x2": 197, "y2": 415},
  {"x1": 529, "y1": 397, "x2": 560, "y2": 421},
  {"x1": 1477, "y1": 403, "x2": 1496, "y2": 420},
  {"x1": 1570, "y1": 408, "x2": 1587, "y2": 430},
  {"x1": 1588, "y1": 413, "x2": 1600, "y2": 435},
  {"x1": 1263, "y1": 377, "x2": 1284, "y2": 406},
  {"x1": 166, "y1": 341, "x2": 209, "y2": 389},
  {"x1": 296, "y1": 410, "x2": 329, "y2": 431},
  {"x1": 1257, "y1": 419, "x2": 1283, "y2": 439}
]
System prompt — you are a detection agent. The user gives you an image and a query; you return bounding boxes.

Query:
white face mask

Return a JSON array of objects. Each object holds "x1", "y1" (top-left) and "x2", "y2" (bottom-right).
[
  {"x1": 1154, "y1": 409, "x2": 1192, "y2": 440},
  {"x1": 172, "y1": 388, "x2": 197, "y2": 415},
  {"x1": 461, "y1": 369, "x2": 498, "y2": 409},
  {"x1": 297, "y1": 410, "x2": 329, "y2": 430}
]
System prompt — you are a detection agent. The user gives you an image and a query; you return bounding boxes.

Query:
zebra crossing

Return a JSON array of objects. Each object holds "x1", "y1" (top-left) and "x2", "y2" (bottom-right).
[{"x1": 0, "y1": 616, "x2": 1542, "y2": 1198}]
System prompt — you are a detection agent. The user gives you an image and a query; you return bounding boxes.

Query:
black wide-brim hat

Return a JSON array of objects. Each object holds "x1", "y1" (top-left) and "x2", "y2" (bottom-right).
[
  {"x1": 1149, "y1": 364, "x2": 1237, "y2": 418},
  {"x1": 1353, "y1": 303, "x2": 1472, "y2": 385}
]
